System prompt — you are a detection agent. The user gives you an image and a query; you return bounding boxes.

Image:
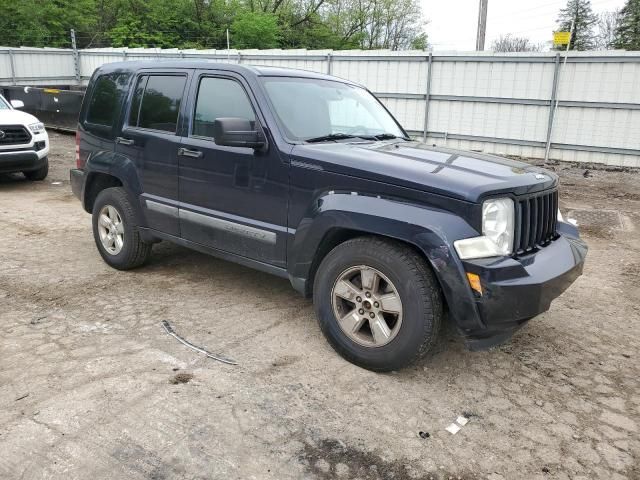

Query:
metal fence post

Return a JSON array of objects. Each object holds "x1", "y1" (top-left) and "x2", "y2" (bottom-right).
[
  {"x1": 422, "y1": 53, "x2": 433, "y2": 142},
  {"x1": 327, "y1": 52, "x2": 332, "y2": 75},
  {"x1": 70, "y1": 29, "x2": 81, "y2": 84},
  {"x1": 237, "y1": 52, "x2": 242, "y2": 64},
  {"x1": 544, "y1": 53, "x2": 561, "y2": 162},
  {"x1": 8, "y1": 48, "x2": 17, "y2": 85}
]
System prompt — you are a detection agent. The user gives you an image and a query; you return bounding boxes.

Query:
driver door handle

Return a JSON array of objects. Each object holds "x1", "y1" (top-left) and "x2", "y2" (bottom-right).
[
  {"x1": 178, "y1": 148, "x2": 203, "y2": 159},
  {"x1": 115, "y1": 136, "x2": 134, "y2": 146}
]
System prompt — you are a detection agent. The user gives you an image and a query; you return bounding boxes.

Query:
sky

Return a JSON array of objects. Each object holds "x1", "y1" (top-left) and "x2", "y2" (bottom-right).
[{"x1": 422, "y1": 0, "x2": 627, "y2": 51}]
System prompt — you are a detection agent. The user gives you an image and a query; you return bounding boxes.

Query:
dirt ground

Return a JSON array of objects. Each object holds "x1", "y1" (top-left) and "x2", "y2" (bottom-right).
[{"x1": 1, "y1": 131, "x2": 639, "y2": 480}]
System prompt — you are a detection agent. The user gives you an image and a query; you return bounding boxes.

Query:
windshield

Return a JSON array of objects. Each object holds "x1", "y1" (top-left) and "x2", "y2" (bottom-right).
[
  {"x1": 0, "y1": 96, "x2": 10, "y2": 110},
  {"x1": 260, "y1": 77, "x2": 406, "y2": 142}
]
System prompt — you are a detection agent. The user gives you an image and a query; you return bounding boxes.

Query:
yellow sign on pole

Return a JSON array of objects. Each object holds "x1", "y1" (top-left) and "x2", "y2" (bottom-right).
[{"x1": 553, "y1": 31, "x2": 571, "y2": 46}]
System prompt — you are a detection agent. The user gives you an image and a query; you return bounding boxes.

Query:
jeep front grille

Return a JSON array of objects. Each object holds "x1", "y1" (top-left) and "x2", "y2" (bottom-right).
[
  {"x1": 0, "y1": 125, "x2": 31, "y2": 146},
  {"x1": 514, "y1": 189, "x2": 559, "y2": 255}
]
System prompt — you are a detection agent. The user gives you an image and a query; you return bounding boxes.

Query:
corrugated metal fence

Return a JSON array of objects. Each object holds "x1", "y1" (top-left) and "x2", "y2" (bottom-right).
[{"x1": 1, "y1": 47, "x2": 639, "y2": 167}]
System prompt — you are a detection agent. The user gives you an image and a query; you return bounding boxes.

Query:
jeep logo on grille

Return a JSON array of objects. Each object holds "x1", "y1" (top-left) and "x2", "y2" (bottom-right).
[{"x1": 0, "y1": 130, "x2": 5, "y2": 140}]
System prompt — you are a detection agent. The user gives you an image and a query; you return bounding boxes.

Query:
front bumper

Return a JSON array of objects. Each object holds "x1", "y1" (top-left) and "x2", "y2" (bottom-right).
[
  {"x1": 0, "y1": 130, "x2": 49, "y2": 173},
  {"x1": 459, "y1": 223, "x2": 587, "y2": 350},
  {"x1": 0, "y1": 150, "x2": 47, "y2": 173}
]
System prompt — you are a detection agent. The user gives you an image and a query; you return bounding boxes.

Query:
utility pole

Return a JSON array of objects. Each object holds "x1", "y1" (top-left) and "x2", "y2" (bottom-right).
[{"x1": 476, "y1": 0, "x2": 488, "y2": 51}]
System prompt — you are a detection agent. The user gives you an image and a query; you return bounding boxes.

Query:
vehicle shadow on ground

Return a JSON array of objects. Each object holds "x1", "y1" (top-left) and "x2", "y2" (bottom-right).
[
  {"x1": 0, "y1": 172, "x2": 51, "y2": 192},
  {"x1": 138, "y1": 240, "x2": 478, "y2": 374},
  {"x1": 0, "y1": 172, "x2": 28, "y2": 184}
]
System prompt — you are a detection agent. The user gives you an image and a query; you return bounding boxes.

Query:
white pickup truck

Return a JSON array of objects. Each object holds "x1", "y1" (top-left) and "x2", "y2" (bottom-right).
[{"x1": 0, "y1": 94, "x2": 49, "y2": 180}]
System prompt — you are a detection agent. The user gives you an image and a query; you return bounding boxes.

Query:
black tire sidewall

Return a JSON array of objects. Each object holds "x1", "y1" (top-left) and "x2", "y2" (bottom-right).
[
  {"x1": 92, "y1": 188, "x2": 139, "y2": 269},
  {"x1": 314, "y1": 240, "x2": 438, "y2": 371},
  {"x1": 24, "y1": 157, "x2": 48, "y2": 181}
]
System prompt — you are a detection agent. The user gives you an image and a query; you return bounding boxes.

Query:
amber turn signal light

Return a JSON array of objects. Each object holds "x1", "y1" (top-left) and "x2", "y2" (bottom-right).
[{"x1": 466, "y1": 272, "x2": 482, "y2": 295}]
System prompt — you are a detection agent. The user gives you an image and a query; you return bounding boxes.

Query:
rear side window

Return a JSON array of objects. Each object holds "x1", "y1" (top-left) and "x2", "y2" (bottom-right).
[
  {"x1": 129, "y1": 75, "x2": 186, "y2": 133},
  {"x1": 193, "y1": 77, "x2": 255, "y2": 139},
  {"x1": 86, "y1": 73, "x2": 130, "y2": 126}
]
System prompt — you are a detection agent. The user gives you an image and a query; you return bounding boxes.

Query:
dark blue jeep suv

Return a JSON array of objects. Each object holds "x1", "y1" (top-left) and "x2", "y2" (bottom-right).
[{"x1": 70, "y1": 62, "x2": 587, "y2": 371}]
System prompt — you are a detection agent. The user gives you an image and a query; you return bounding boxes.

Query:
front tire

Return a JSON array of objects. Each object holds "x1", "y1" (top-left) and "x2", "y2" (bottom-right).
[
  {"x1": 92, "y1": 187, "x2": 152, "y2": 270},
  {"x1": 23, "y1": 157, "x2": 49, "y2": 181},
  {"x1": 313, "y1": 237, "x2": 443, "y2": 372}
]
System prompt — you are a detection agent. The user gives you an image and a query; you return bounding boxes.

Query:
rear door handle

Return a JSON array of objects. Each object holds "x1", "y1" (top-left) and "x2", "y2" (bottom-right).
[
  {"x1": 178, "y1": 148, "x2": 203, "y2": 159},
  {"x1": 116, "y1": 136, "x2": 134, "y2": 146}
]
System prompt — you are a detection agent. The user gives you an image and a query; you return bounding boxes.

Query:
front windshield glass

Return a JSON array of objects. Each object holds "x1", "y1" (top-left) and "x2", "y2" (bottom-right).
[
  {"x1": 260, "y1": 77, "x2": 405, "y2": 142},
  {"x1": 0, "y1": 96, "x2": 10, "y2": 110}
]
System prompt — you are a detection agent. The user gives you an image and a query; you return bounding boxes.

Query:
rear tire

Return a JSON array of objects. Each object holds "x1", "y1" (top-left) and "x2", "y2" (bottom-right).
[
  {"x1": 313, "y1": 236, "x2": 443, "y2": 372},
  {"x1": 23, "y1": 157, "x2": 48, "y2": 181},
  {"x1": 92, "y1": 187, "x2": 152, "y2": 270}
]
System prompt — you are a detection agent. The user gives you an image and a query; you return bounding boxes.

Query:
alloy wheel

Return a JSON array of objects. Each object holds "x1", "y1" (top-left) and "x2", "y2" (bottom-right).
[
  {"x1": 331, "y1": 265, "x2": 403, "y2": 347},
  {"x1": 98, "y1": 205, "x2": 125, "y2": 255}
]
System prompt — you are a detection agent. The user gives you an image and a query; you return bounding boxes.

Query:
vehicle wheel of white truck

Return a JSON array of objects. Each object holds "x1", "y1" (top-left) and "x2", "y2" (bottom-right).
[
  {"x1": 92, "y1": 187, "x2": 152, "y2": 270},
  {"x1": 313, "y1": 236, "x2": 443, "y2": 372},
  {"x1": 23, "y1": 157, "x2": 48, "y2": 181}
]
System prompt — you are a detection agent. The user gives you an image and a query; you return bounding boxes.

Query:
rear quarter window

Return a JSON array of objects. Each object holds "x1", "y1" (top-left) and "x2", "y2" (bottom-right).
[{"x1": 85, "y1": 73, "x2": 130, "y2": 127}]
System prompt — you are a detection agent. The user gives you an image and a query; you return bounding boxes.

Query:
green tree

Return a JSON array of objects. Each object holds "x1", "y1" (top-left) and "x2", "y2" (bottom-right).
[
  {"x1": 0, "y1": 0, "x2": 96, "y2": 48},
  {"x1": 106, "y1": 0, "x2": 201, "y2": 48},
  {"x1": 410, "y1": 33, "x2": 429, "y2": 50},
  {"x1": 614, "y1": 0, "x2": 640, "y2": 50},
  {"x1": 0, "y1": 0, "x2": 428, "y2": 51},
  {"x1": 556, "y1": 0, "x2": 598, "y2": 50},
  {"x1": 320, "y1": 0, "x2": 426, "y2": 50},
  {"x1": 491, "y1": 35, "x2": 541, "y2": 52},
  {"x1": 230, "y1": 12, "x2": 281, "y2": 48}
]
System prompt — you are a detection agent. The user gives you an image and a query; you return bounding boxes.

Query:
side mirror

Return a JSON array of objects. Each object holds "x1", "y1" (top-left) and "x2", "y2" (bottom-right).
[
  {"x1": 10, "y1": 100, "x2": 24, "y2": 109},
  {"x1": 213, "y1": 117, "x2": 265, "y2": 150}
]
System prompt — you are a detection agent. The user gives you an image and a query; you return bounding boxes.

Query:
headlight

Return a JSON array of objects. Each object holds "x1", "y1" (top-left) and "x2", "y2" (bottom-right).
[
  {"x1": 454, "y1": 198, "x2": 515, "y2": 260},
  {"x1": 29, "y1": 122, "x2": 45, "y2": 134}
]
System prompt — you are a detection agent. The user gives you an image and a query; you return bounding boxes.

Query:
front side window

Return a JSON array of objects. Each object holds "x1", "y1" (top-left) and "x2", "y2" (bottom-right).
[
  {"x1": 260, "y1": 77, "x2": 405, "y2": 142},
  {"x1": 193, "y1": 77, "x2": 256, "y2": 139},
  {"x1": 86, "y1": 73, "x2": 130, "y2": 126},
  {"x1": 0, "y1": 96, "x2": 10, "y2": 110},
  {"x1": 131, "y1": 75, "x2": 186, "y2": 133}
]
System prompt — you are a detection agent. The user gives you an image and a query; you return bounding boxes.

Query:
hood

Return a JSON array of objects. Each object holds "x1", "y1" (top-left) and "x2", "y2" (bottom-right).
[
  {"x1": 291, "y1": 140, "x2": 558, "y2": 203},
  {"x1": 0, "y1": 108, "x2": 41, "y2": 126}
]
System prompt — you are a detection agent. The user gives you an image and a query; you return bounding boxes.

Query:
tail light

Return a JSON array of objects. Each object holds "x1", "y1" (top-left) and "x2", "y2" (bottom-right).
[{"x1": 75, "y1": 130, "x2": 83, "y2": 168}]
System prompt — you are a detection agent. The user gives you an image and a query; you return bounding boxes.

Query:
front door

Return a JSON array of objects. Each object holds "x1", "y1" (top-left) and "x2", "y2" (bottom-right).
[
  {"x1": 178, "y1": 71, "x2": 288, "y2": 268},
  {"x1": 115, "y1": 71, "x2": 189, "y2": 237}
]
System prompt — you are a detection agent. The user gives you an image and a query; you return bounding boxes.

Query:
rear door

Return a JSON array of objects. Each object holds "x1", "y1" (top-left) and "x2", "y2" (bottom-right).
[
  {"x1": 80, "y1": 71, "x2": 131, "y2": 172},
  {"x1": 177, "y1": 70, "x2": 289, "y2": 268},
  {"x1": 115, "y1": 71, "x2": 190, "y2": 237}
]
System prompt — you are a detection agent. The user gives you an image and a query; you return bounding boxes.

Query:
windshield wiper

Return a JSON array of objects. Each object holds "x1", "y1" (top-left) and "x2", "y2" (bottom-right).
[
  {"x1": 305, "y1": 132, "x2": 406, "y2": 143},
  {"x1": 305, "y1": 133, "x2": 358, "y2": 143}
]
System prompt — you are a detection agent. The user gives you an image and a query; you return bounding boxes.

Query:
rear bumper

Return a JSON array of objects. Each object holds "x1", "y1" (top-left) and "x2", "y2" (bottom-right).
[
  {"x1": 0, "y1": 150, "x2": 47, "y2": 173},
  {"x1": 70, "y1": 168, "x2": 85, "y2": 200},
  {"x1": 459, "y1": 224, "x2": 587, "y2": 350}
]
